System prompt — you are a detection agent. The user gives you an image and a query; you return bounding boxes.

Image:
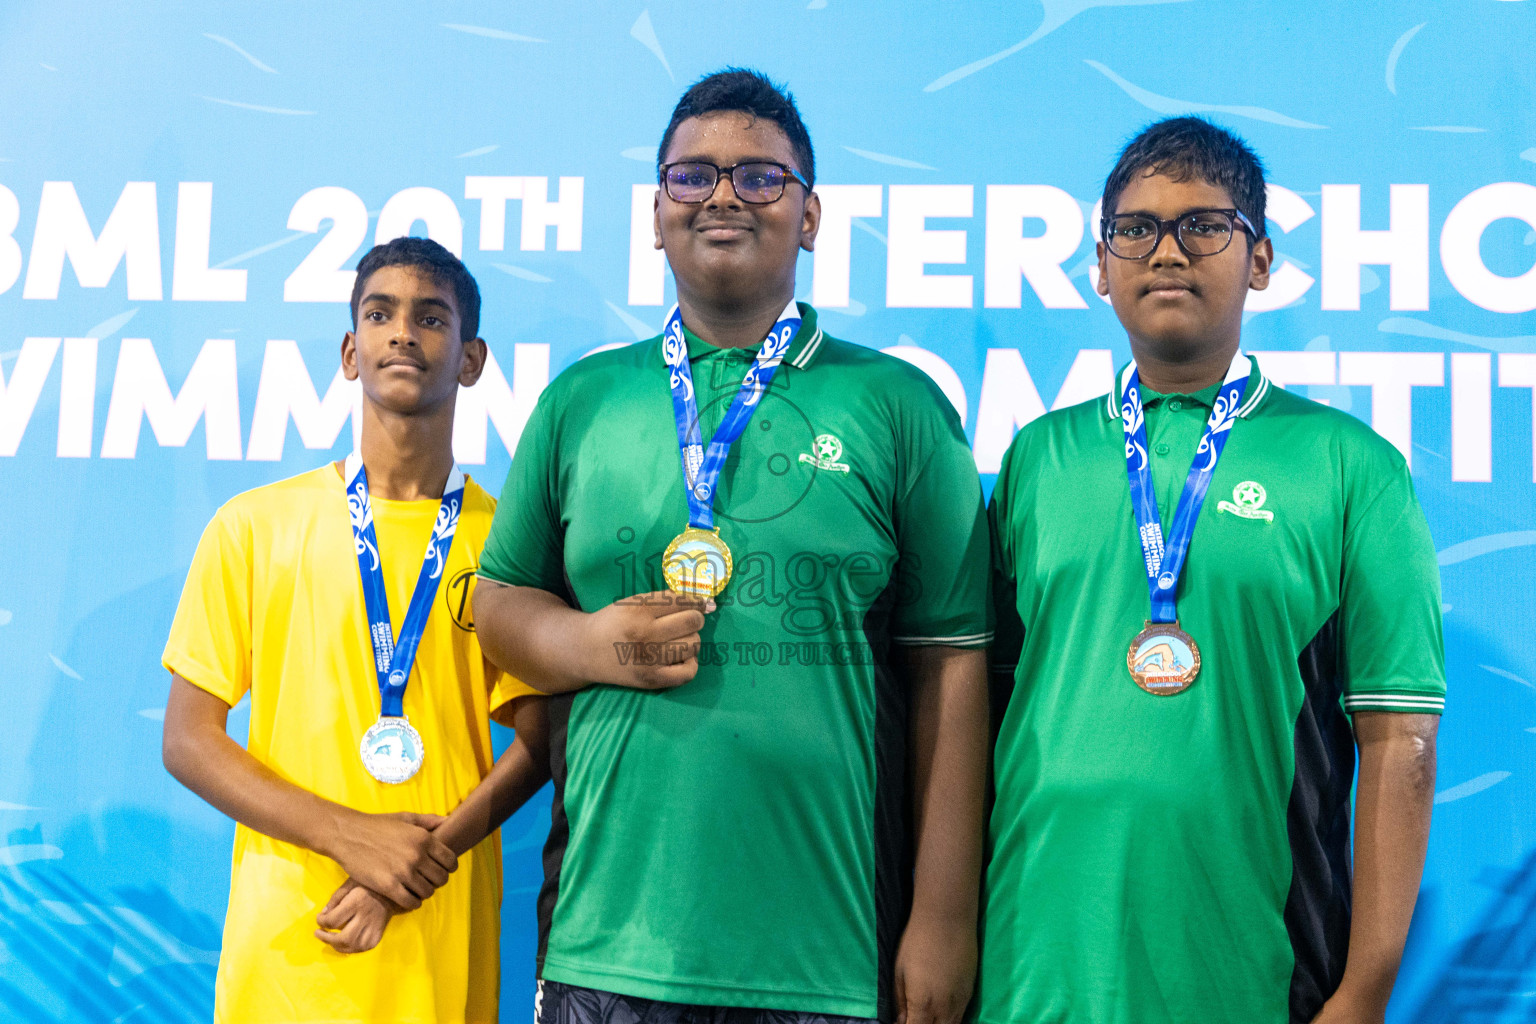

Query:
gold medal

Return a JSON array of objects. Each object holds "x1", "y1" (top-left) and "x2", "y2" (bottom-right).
[
  {"x1": 1127, "y1": 621, "x2": 1201, "y2": 695},
  {"x1": 662, "y1": 526, "x2": 733, "y2": 598}
]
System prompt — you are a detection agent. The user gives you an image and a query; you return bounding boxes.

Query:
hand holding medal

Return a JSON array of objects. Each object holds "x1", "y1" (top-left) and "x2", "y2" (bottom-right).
[
  {"x1": 659, "y1": 300, "x2": 800, "y2": 599},
  {"x1": 583, "y1": 590, "x2": 713, "y2": 690}
]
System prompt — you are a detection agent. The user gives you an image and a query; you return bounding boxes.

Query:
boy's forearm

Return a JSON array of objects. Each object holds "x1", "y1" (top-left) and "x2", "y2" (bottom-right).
[
  {"x1": 1331, "y1": 712, "x2": 1437, "y2": 1014},
  {"x1": 474, "y1": 581, "x2": 597, "y2": 693},
  {"x1": 164, "y1": 674, "x2": 457, "y2": 910},
  {"x1": 163, "y1": 675, "x2": 350, "y2": 858},
  {"x1": 476, "y1": 582, "x2": 711, "y2": 694},
  {"x1": 906, "y1": 646, "x2": 988, "y2": 926},
  {"x1": 434, "y1": 730, "x2": 552, "y2": 856},
  {"x1": 892, "y1": 646, "x2": 988, "y2": 1024}
]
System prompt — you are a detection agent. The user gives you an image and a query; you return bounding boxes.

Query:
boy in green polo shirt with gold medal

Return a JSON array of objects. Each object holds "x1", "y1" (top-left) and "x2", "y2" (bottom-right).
[
  {"x1": 475, "y1": 70, "x2": 992, "y2": 1024},
  {"x1": 979, "y1": 118, "x2": 1444, "y2": 1024}
]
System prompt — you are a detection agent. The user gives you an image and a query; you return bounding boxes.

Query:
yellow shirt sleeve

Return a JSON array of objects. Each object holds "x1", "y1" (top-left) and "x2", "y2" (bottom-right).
[
  {"x1": 475, "y1": 482, "x2": 545, "y2": 712},
  {"x1": 488, "y1": 668, "x2": 540, "y2": 713},
  {"x1": 162, "y1": 505, "x2": 252, "y2": 706}
]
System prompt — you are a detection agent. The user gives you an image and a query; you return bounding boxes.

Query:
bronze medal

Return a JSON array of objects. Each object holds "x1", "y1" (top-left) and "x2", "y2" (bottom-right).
[{"x1": 1126, "y1": 620, "x2": 1201, "y2": 695}]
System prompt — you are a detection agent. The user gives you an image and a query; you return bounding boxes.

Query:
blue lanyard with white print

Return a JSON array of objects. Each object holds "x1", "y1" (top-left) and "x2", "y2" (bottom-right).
[
  {"x1": 661, "y1": 300, "x2": 800, "y2": 529},
  {"x1": 344, "y1": 452, "x2": 464, "y2": 717},
  {"x1": 1119, "y1": 353, "x2": 1251, "y2": 623}
]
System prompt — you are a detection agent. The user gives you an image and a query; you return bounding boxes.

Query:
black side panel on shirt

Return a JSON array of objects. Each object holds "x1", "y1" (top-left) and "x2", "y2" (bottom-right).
[
  {"x1": 537, "y1": 689, "x2": 576, "y2": 972},
  {"x1": 864, "y1": 583, "x2": 911, "y2": 1024},
  {"x1": 1285, "y1": 611, "x2": 1354, "y2": 1022},
  {"x1": 986, "y1": 566, "x2": 1022, "y2": 750},
  {"x1": 985, "y1": 560, "x2": 1021, "y2": 818}
]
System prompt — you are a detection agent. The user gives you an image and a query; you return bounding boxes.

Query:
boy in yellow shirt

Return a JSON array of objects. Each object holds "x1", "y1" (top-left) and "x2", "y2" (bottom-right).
[{"x1": 162, "y1": 236, "x2": 547, "y2": 1024}]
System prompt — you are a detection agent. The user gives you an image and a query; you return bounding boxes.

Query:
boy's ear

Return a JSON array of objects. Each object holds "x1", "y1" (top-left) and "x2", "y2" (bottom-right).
[
  {"x1": 458, "y1": 338, "x2": 488, "y2": 387},
  {"x1": 799, "y1": 190, "x2": 821, "y2": 253},
  {"x1": 1248, "y1": 236, "x2": 1274, "y2": 292},
  {"x1": 1095, "y1": 241, "x2": 1111, "y2": 296},
  {"x1": 341, "y1": 332, "x2": 360, "y2": 381}
]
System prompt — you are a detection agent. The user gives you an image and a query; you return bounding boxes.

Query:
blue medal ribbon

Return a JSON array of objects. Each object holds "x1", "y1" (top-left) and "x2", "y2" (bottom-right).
[
  {"x1": 1120, "y1": 353, "x2": 1251, "y2": 623},
  {"x1": 662, "y1": 300, "x2": 801, "y2": 530},
  {"x1": 345, "y1": 452, "x2": 465, "y2": 718}
]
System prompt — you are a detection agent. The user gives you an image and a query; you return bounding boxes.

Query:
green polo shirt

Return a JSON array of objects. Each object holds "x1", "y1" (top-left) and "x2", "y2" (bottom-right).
[
  {"x1": 480, "y1": 303, "x2": 991, "y2": 1019},
  {"x1": 978, "y1": 355, "x2": 1445, "y2": 1024}
]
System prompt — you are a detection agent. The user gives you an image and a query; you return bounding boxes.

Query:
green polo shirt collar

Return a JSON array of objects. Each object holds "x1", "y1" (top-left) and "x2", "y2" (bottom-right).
[
  {"x1": 1103, "y1": 351, "x2": 1272, "y2": 421},
  {"x1": 1144, "y1": 379, "x2": 1224, "y2": 410},
  {"x1": 672, "y1": 302, "x2": 826, "y2": 369}
]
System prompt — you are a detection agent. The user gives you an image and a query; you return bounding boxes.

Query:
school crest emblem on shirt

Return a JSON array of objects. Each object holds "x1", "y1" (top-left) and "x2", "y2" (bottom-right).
[
  {"x1": 1217, "y1": 480, "x2": 1274, "y2": 522},
  {"x1": 799, "y1": 433, "x2": 850, "y2": 473}
]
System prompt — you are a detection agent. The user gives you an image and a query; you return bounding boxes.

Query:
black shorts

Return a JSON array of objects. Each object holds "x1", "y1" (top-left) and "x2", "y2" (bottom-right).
[{"x1": 536, "y1": 980, "x2": 880, "y2": 1024}]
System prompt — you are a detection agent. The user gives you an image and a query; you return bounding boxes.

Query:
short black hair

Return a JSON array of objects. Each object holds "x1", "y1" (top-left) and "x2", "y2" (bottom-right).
[
  {"x1": 657, "y1": 68, "x2": 815, "y2": 189},
  {"x1": 1102, "y1": 116, "x2": 1267, "y2": 241},
  {"x1": 350, "y1": 236, "x2": 481, "y2": 342}
]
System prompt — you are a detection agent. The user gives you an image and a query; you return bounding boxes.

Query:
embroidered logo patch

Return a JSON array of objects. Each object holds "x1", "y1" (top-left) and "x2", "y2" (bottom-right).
[
  {"x1": 1217, "y1": 480, "x2": 1274, "y2": 522},
  {"x1": 799, "y1": 433, "x2": 850, "y2": 473}
]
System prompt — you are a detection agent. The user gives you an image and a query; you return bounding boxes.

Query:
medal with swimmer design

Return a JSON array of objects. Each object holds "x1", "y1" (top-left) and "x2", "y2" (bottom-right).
[
  {"x1": 1126, "y1": 621, "x2": 1202, "y2": 695},
  {"x1": 359, "y1": 713, "x2": 426, "y2": 784},
  {"x1": 662, "y1": 525, "x2": 734, "y2": 599}
]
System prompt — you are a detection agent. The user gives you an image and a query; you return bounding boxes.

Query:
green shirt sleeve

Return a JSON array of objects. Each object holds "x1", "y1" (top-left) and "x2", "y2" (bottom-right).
[
  {"x1": 888, "y1": 371, "x2": 993, "y2": 648},
  {"x1": 1338, "y1": 449, "x2": 1446, "y2": 715},
  {"x1": 479, "y1": 382, "x2": 568, "y2": 595}
]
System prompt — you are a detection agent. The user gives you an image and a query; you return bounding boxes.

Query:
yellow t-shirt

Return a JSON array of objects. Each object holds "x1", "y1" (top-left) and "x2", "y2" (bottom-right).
[{"x1": 163, "y1": 464, "x2": 533, "y2": 1024}]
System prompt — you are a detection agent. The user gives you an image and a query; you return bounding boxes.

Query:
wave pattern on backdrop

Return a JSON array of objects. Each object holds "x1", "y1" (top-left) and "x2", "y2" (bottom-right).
[{"x1": 0, "y1": 2, "x2": 1533, "y2": 1021}]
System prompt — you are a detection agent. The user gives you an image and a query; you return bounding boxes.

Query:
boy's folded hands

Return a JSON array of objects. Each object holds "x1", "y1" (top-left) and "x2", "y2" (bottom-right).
[{"x1": 315, "y1": 878, "x2": 398, "y2": 954}]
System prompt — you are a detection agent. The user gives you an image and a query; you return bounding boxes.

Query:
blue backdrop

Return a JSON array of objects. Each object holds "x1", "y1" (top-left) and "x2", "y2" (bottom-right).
[{"x1": 2, "y1": 2, "x2": 1534, "y2": 1021}]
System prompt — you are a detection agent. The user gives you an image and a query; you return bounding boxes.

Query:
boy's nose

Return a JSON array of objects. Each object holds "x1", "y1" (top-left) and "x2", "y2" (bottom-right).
[{"x1": 1148, "y1": 229, "x2": 1189, "y2": 269}]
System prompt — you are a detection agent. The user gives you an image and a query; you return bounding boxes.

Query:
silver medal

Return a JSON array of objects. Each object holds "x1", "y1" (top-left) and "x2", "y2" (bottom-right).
[{"x1": 359, "y1": 716, "x2": 425, "y2": 784}]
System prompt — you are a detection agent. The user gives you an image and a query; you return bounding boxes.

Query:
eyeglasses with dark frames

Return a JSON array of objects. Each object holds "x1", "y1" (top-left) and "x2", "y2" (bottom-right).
[
  {"x1": 1101, "y1": 207, "x2": 1261, "y2": 260},
  {"x1": 659, "y1": 161, "x2": 811, "y2": 205}
]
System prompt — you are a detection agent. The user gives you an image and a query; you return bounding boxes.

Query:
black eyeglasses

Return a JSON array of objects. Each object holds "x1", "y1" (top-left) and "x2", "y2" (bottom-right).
[
  {"x1": 660, "y1": 161, "x2": 811, "y2": 205},
  {"x1": 1101, "y1": 208, "x2": 1260, "y2": 260}
]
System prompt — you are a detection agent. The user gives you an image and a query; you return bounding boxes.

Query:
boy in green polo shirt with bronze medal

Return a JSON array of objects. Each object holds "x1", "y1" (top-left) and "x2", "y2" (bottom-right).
[{"x1": 978, "y1": 118, "x2": 1445, "y2": 1024}]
